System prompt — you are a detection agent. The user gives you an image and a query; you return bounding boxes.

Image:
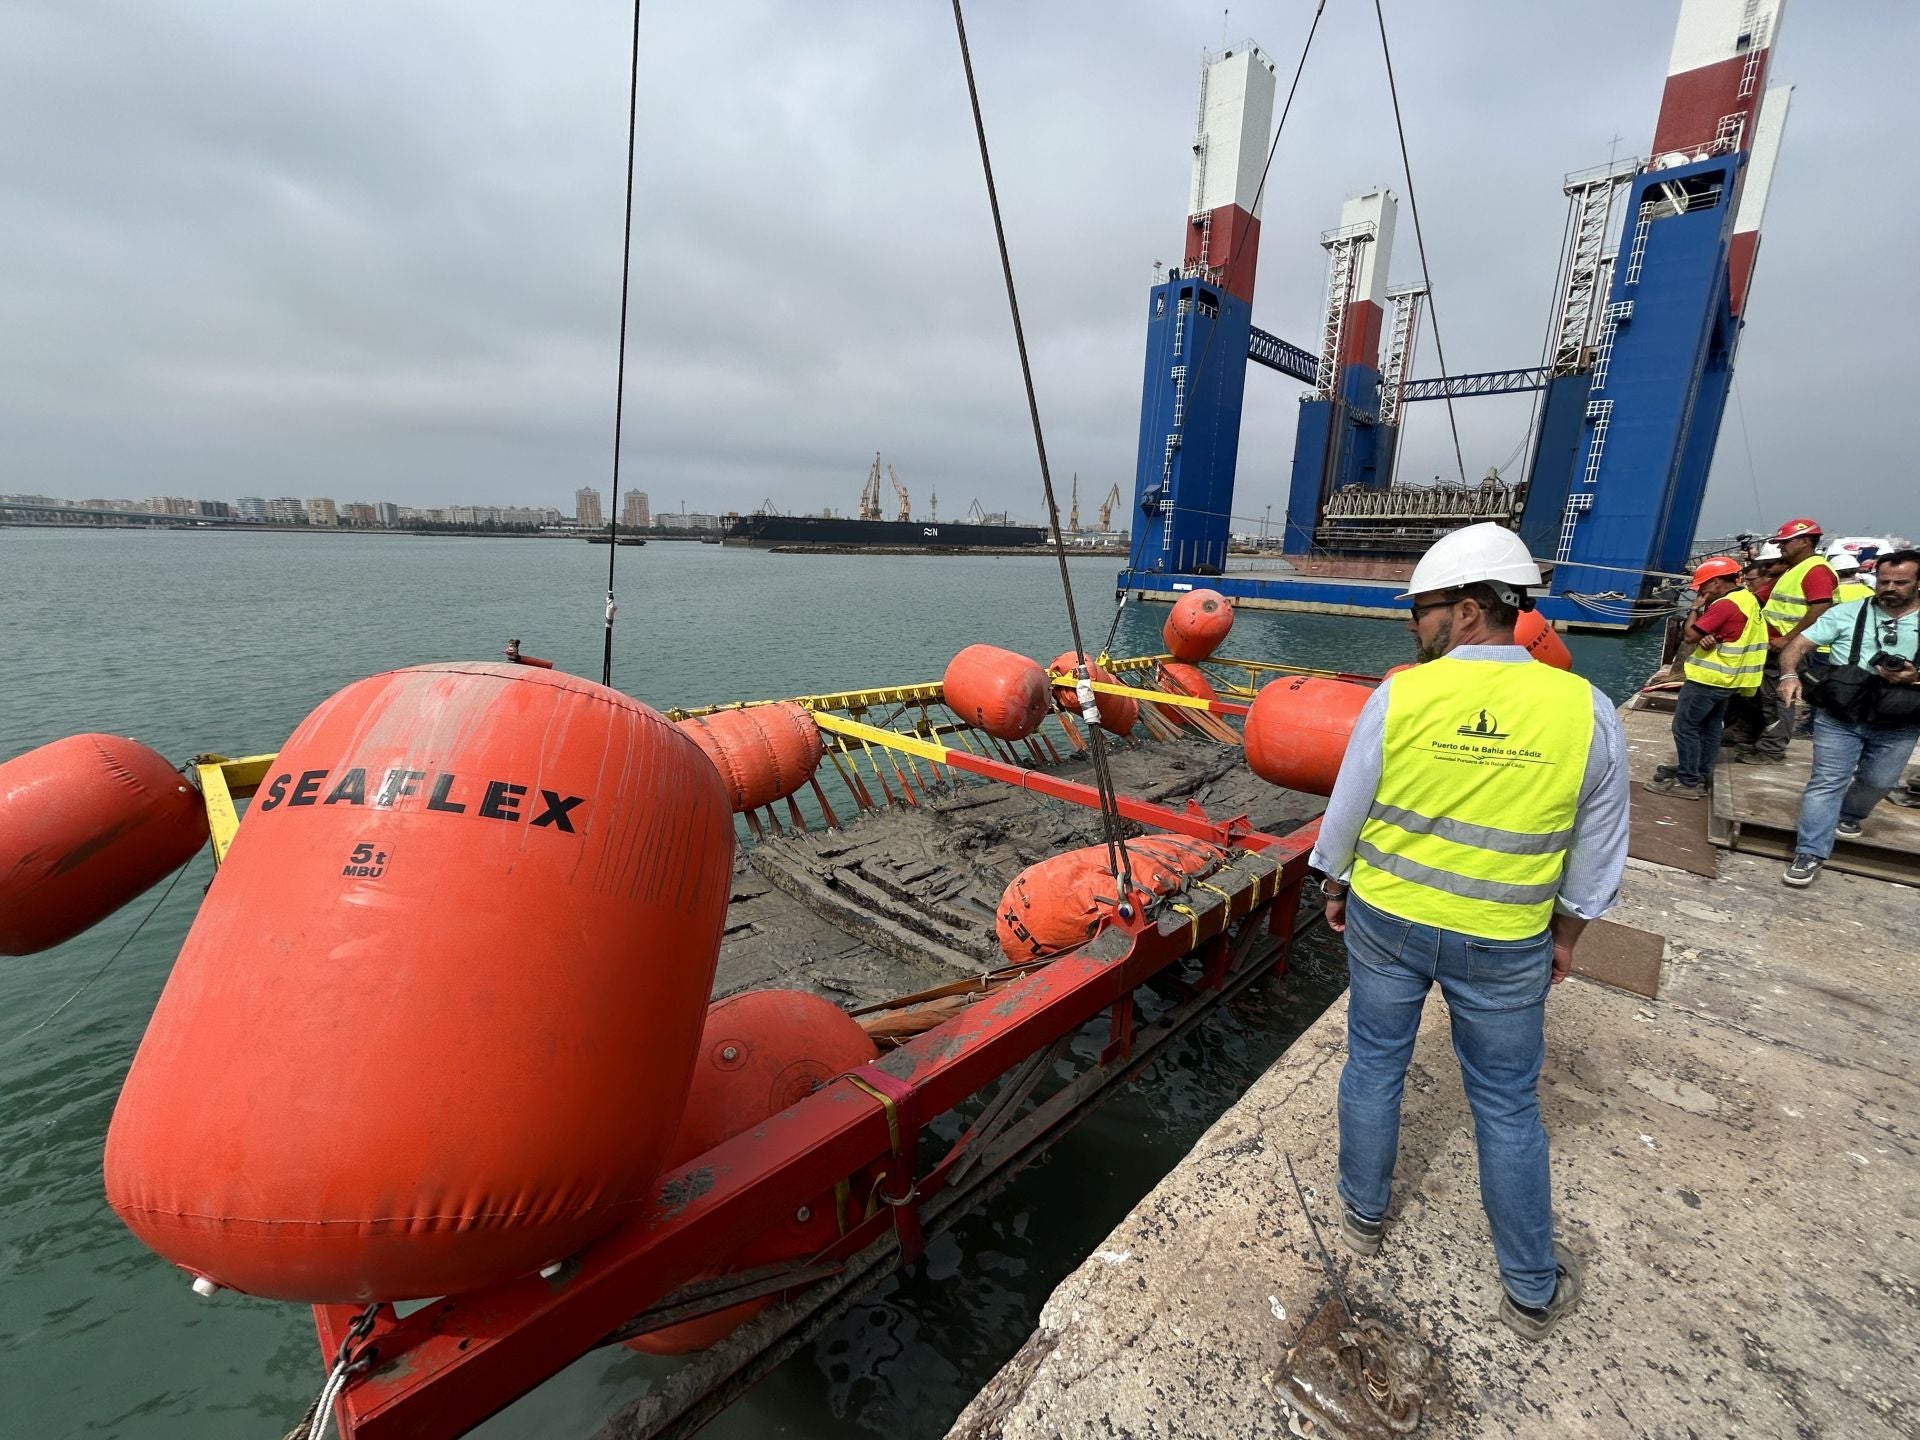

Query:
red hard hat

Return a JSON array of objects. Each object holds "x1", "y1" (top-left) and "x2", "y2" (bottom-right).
[
  {"x1": 1690, "y1": 557, "x2": 1741, "y2": 589},
  {"x1": 1772, "y1": 517, "x2": 1821, "y2": 542}
]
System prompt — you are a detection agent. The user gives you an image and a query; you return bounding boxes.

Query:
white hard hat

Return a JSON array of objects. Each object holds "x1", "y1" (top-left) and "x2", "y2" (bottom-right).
[
  {"x1": 1399, "y1": 521, "x2": 1544, "y2": 600},
  {"x1": 1826, "y1": 544, "x2": 1859, "y2": 572},
  {"x1": 1756, "y1": 541, "x2": 1782, "y2": 561}
]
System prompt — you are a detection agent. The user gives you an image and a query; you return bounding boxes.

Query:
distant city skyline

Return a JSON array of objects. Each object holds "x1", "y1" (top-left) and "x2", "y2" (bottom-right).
[{"x1": 0, "y1": 485, "x2": 733, "y2": 531}]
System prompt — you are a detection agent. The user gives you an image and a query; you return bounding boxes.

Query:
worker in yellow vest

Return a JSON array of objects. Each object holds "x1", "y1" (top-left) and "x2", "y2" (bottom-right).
[
  {"x1": 1744, "y1": 517, "x2": 1837, "y2": 764},
  {"x1": 1827, "y1": 547, "x2": 1875, "y2": 605},
  {"x1": 1309, "y1": 522, "x2": 1628, "y2": 1342},
  {"x1": 1647, "y1": 557, "x2": 1767, "y2": 799}
]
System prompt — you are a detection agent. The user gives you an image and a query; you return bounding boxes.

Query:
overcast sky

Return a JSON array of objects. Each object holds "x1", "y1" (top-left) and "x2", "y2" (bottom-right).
[{"x1": 1, "y1": 1, "x2": 1909, "y2": 538}]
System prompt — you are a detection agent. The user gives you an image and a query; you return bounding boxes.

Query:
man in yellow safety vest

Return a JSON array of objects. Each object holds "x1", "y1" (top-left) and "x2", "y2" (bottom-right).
[
  {"x1": 1828, "y1": 548, "x2": 1875, "y2": 605},
  {"x1": 1646, "y1": 557, "x2": 1767, "y2": 799},
  {"x1": 1744, "y1": 517, "x2": 1837, "y2": 764},
  {"x1": 1309, "y1": 522, "x2": 1629, "y2": 1342}
]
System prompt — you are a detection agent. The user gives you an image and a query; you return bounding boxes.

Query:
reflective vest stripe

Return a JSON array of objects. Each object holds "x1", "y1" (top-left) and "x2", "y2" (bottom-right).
[
  {"x1": 1349, "y1": 657, "x2": 1593, "y2": 940},
  {"x1": 1762, "y1": 557, "x2": 1835, "y2": 634},
  {"x1": 1353, "y1": 840, "x2": 1565, "y2": 907},
  {"x1": 1683, "y1": 589, "x2": 1767, "y2": 691},
  {"x1": 1365, "y1": 801, "x2": 1574, "y2": 855}
]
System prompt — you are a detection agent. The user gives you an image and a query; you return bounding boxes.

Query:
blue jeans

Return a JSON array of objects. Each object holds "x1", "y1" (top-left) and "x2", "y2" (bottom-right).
[
  {"x1": 1794, "y1": 709, "x2": 1920, "y2": 859},
  {"x1": 1337, "y1": 893, "x2": 1558, "y2": 1306},
  {"x1": 1670, "y1": 679, "x2": 1736, "y2": 785}
]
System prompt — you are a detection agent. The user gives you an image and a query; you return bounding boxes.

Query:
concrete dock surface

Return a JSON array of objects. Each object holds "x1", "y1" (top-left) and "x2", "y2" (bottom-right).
[{"x1": 951, "y1": 753, "x2": 1919, "y2": 1435}]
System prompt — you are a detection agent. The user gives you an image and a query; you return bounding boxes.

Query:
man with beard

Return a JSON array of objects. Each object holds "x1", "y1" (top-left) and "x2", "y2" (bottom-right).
[
  {"x1": 1777, "y1": 548, "x2": 1920, "y2": 885},
  {"x1": 1307, "y1": 522, "x2": 1628, "y2": 1342}
]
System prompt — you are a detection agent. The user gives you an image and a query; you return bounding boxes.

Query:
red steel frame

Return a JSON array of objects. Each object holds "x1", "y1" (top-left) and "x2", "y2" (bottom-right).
[{"x1": 310, "y1": 760, "x2": 1322, "y2": 1439}]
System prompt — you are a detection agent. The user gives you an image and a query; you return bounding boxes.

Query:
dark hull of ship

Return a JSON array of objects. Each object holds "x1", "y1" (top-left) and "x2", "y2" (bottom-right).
[{"x1": 724, "y1": 515, "x2": 1048, "y2": 549}]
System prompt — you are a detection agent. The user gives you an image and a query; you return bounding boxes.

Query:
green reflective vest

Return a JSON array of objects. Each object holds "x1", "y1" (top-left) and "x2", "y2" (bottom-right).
[
  {"x1": 1683, "y1": 588, "x2": 1766, "y2": 691},
  {"x1": 1350, "y1": 657, "x2": 1594, "y2": 941},
  {"x1": 1762, "y1": 556, "x2": 1837, "y2": 636},
  {"x1": 1835, "y1": 580, "x2": 1875, "y2": 604}
]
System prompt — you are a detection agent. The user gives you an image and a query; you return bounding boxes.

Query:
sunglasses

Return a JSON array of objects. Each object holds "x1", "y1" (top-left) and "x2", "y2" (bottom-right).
[{"x1": 1409, "y1": 597, "x2": 1458, "y2": 619}]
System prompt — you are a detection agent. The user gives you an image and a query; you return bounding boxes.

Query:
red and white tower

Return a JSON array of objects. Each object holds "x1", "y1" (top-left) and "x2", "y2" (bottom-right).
[
  {"x1": 1649, "y1": 0, "x2": 1790, "y2": 316},
  {"x1": 1181, "y1": 44, "x2": 1278, "y2": 304}
]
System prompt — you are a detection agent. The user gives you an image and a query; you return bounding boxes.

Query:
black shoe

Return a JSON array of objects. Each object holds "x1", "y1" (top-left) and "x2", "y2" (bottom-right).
[
  {"x1": 1499, "y1": 1242, "x2": 1584, "y2": 1341},
  {"x1": 1341, "y1": 1206, "x2": 1384, "y2": 1257},
  {"x1": 1738, "y1": 751, "x2": 1786, "y2": 766},
  {"x1": 1783, "y1": 854, "x2": 1823, "y2": 888},
  {"x1": 1835, "y1": 818, "x2": 1864, "y2": 840},
  {"x1": 1890, "y1": 790, "x2": 1920, "y2": 810}
]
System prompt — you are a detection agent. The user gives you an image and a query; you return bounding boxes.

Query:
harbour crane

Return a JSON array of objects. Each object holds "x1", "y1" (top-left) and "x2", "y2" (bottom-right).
[
  {"x1": 857, "y1": 454, "x2": 884, "y2": 522},
  {"x1": 965, "y1": 499, "x2": 989, "y2": 524},
  {"x1": 1097, "y1": 482, "x2": 1122, "y2": 532},
  {"x1": 888, "y1": 464, "x2": 910, "y2": 522}
]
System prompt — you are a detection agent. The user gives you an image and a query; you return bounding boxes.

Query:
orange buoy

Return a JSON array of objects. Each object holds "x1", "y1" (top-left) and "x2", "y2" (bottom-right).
[
  {"x1": 678, "y1": 702, "x2": 824, "y2": 813},
  {"x1": 995, "y1": 834, "x2": 1226, "y2": 963},
  {"x1": 1514, "y1": 610, "x2": 1574, "y2": 671},
  {"x1": 944, "y1": 645, "x2": 1050, "y2": 741},
  {"x1": 627, "y1": 990, "x2": 877, "y2": 1354},
  {"x1": 1153, "y1": 661, "x2": 1218, "y2": 726},
  {"x1": 1047, "y1": 652, "x2": 1138, "y2": 738},
  {"x1": 1163, "y1": 589, "x2": 1233, "y2": 661},
  {"x1": 105, "y1": 662, "x2": 735, "y2": 1303},
  {"x1": 1243, "y1": 675, "x2": 1372, "y2": 796},
  {"x1": 0, "y1": 735, "x2": 208, "y2": 957}
]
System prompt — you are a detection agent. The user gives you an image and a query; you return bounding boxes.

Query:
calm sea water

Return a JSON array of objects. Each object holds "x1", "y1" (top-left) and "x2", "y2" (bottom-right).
[{"x1": 0, "y1": 529, "x2": 1663, "y2": 1438}]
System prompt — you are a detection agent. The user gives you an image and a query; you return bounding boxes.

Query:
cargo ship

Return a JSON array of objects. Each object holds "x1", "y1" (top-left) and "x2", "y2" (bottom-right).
[{"x1": 723, "y1": 512, "x2": 1049, "y2": 550}]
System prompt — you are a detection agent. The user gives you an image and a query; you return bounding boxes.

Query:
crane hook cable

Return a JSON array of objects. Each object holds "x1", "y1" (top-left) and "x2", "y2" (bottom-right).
[
  {"x1": 1372, "y1": 0, "x2": 1467, "y2": 487},
  {"x1": 949, "y1": 0, "x2": 1133, "y2": 895},
  {"x1": 602, "y1": 0, "x2": 642, "y2": 689}
]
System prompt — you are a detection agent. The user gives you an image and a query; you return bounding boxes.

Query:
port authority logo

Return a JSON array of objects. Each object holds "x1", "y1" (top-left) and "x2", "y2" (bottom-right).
[
  {"x1": 1456, "y1": 708, "x2": 1510, "y2": 740},
  {"x1": 256, "y1": 766, "x2": 586, "y2": 831},
  {"x1": 1424, "y1": 708, "x2": 1549, "y2": 767}
]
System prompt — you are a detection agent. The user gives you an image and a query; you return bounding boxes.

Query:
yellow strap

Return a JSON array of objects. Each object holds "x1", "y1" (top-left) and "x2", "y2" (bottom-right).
[
  {"x1": 816, "y1": 710, "x2": 953, "y2": 766},
  {"x1": 1168, "y1": 902, "x2": 1202, "y2": 950},
  {"x1": 1191, "y1": 879, "x2": 1237, "y2": 915},
  {"x1": 844, "y1": 1073, "x2": 903, "y2": 1154}
]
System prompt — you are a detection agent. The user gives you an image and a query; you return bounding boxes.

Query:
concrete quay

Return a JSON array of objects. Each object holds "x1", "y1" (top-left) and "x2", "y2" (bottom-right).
[{"x1": 950, "y1": 774, "x2": 1919, "y2": 1435}]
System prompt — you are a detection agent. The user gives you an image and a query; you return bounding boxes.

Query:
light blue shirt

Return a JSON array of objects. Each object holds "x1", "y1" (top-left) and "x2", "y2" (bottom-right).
[
  {"x1": 1306, "y1": 644, "x2": 1630, "y2": 922},
  {"x1": 1800, "y1": 598, "x2": 1920, "y2": 666}
]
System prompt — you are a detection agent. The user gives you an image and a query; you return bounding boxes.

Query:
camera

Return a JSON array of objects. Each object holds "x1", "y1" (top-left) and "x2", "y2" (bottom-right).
[{"x1": 1868, "y1": 650, "x2": 1916, "y2": 673}]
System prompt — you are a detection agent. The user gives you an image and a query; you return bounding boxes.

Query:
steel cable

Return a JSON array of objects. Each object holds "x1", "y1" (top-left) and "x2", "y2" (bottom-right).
[
  {"x1": 601, "y1": 0, "x2": 642, "y2": 688},
  {"x1": 1372, "y1": 0, "x2": 1467, "y2": 486},
  {"x1": 949, "y1": 0, "x2": 1135, "y2": 896}
]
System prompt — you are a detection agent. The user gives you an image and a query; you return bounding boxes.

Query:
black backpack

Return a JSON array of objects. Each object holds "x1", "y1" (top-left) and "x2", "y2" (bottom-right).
[{"x1": 1803, "y1": 604, "x2": 1920, "y2": 726}]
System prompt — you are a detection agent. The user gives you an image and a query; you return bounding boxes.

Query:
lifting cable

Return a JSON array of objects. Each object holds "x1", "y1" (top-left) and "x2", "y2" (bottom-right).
[
  {"x1": 601, "y1": 0, "x2": 643, "y2": 688},
  {"x1": 1372, "y1": 0, "x2": 1467, "y2": 487},
  {"x1": 948, "y1": 0, "x2": 1133, "y2": 897}
]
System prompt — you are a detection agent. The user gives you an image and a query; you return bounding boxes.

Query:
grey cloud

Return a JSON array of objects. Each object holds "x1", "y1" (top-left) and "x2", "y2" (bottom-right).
[{"x1": 1, "y1": 0, "x2": 1910, "y2": 539}]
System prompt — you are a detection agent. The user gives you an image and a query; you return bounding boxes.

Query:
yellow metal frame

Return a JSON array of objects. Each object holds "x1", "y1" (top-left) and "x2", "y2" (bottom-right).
[{"x1": 192, "y1": 753, "x2": 275, "y2": 865}]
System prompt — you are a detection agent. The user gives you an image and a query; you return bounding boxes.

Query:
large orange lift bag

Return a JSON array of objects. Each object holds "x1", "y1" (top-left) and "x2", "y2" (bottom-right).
[
  {"x1": 0, "y1": 734, "x2": 208, "y2": 956},
  {"x1": 105, "y1": 662, "x2": 735, "y2": 1303}
]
